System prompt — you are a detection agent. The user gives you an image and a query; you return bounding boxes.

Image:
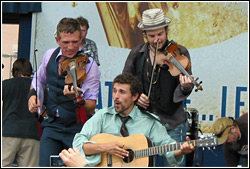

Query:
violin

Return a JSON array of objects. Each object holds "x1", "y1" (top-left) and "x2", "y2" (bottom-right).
[
  {"x1": 157, "y1": 40, "x2": 203, "y2": 92},
  {"x1": 61, "y1": 52, "x2": 89, "y2": 103}
]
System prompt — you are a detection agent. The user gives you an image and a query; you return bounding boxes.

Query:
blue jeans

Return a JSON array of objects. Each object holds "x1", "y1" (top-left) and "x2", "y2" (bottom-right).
[{"x1": 155, "y1": 121, "x2": 187, "y2": 167}]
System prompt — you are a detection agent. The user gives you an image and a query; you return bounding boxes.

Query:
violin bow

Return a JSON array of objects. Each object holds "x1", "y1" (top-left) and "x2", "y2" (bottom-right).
[
  {"x1": 148, "y1": 39, "x2": 160, "y2": 98},
  {"x1": 34, "y1": 49, "x2": 39, "y2": 105},
  {"x1": 34, "y1": 49, "x2": 42, "y2": 116},
  {"x1": 69, "y1": 60, "x2": 79, "y2": 98},
  {"x1": 68, "y1": 58, "x2": 84, "y2": 104},
  {"x1": 34, "y1": 49, "x2": 47, "y2": 119}
]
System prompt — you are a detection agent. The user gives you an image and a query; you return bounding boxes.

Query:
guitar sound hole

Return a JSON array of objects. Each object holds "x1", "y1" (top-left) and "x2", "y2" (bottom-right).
[{"x1": 123, "y1": 149, "x2": 134, "y2": 163}]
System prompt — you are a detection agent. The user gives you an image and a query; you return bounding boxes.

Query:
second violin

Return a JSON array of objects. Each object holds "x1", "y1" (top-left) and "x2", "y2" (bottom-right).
[{"x1": 157, "y1": 40, "x2": 203, "y2": 92}]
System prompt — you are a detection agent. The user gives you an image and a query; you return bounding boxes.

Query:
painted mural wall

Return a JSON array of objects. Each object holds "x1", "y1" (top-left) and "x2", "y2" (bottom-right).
[{"x1": 31, "y1": 2, "x2": 248, "y2": 133}]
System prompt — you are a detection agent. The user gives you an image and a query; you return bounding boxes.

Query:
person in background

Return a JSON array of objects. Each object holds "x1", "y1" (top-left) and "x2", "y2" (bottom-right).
[
  {"x1": 76, "y1": 16, "x2": 100, "y2": 66},
  {"x1": 72, "y1": 73, "x2": 194, "y2": 167},
  {"x1": 212, "y1": 113, "x2": 248, "y2": 167},
  {"x1": 28, "y1": 17, "x2": 100, "y2": 166},
  {"x1": 122, "y1": 8, "x2": 196, "y2": 166},
  {"x1": 2, "y1": 58, "x2": 40, "y2": 167}
]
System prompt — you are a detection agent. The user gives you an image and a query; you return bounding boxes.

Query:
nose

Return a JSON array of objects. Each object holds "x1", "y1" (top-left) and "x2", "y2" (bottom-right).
[
  {"x1": 153, "y1": 36, "x2": 159, "y2": 42},
  {"x1": 68, "y1": 43, "x2": 74, "y2": 49},
  {"x1": 153, "y1": 38, "x2": 160, "y2": 44},
  {"x1": 113, "y1": 91, "x2": 119, "y2": 99}
]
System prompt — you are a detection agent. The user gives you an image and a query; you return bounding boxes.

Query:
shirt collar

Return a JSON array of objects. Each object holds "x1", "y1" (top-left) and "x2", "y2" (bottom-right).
[
  {"x1": 55, "y1": 47, "x2": 82, "y2": 61},
  {"x1": 83, "y1": 38, "x2": 90, "y2": 45},
  {"x1": 114, "y1": 106, "x2": 138, "y2": 121},
  {"x1": 139, "y1": 42, "x2": 149, "y2": 53}
]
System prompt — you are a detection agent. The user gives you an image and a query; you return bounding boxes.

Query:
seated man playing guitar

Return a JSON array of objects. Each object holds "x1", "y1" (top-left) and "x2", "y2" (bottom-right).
[{"x1": 72, "y1": 73, "x2": 194, "y2": 167}]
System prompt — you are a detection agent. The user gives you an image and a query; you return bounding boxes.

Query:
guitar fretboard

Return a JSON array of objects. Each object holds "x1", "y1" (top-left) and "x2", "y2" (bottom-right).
[{"x1": 135, "y1": 140, "x2": 196, "y2": 158}]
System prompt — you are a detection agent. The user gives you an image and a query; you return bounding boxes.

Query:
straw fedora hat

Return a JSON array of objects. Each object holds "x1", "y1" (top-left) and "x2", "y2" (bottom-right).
[{"x1": 138, "y1": 8, "x2": 171, "y2": 31}]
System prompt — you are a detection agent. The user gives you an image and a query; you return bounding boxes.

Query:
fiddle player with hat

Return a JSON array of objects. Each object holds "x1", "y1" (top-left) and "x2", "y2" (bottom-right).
[
  {"x1": 28, "y1": 17, "x2": 101, "y2": 166},
  {"x1": 123, "y1": 8, "x2": 195, "y2": 166},
  {"x1": 212, "y1": 113, "x2": 248, "y2": 167}
]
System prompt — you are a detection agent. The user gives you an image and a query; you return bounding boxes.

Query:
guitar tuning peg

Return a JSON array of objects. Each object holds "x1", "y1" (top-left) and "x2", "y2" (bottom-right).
[
  {"x1": 213, "y1": 146, "x2": 216, "y2": 149},
  {"x1": 207, "y1": 147, "x2": 211, "y2": 150},
  {"x1": 195, "y1": 77, "x2": 199, "y2": 81},
  {"x1": 202, "y1": 147, "x2": 205, "y2": 150},
  {"x1": 199, "y1": 81, "x2": 202, "y2": 84}
]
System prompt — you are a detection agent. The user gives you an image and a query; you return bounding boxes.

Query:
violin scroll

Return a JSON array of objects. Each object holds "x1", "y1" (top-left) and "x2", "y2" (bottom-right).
[{"x1": 194, "y1": 77, "x2": 203, "y2": 92}]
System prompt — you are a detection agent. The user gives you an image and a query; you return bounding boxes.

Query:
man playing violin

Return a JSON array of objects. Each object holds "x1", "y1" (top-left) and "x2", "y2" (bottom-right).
[
  {"x1": 28, "y1": 17, "x2": 101, "y2": 166},
  {"x1": 122, "y1": 8, "x2": 195, "y2": 167}
]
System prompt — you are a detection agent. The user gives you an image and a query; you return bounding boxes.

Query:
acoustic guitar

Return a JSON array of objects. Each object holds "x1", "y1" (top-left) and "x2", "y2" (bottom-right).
[{"x1": 89, "y1": 133, "x2": 218, "y2": 167}]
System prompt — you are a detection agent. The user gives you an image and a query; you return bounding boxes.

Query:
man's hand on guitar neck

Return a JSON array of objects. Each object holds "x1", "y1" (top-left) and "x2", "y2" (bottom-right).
[
  {"x1": 83, "y1": 141, "x2": 129, "y2": 159},
  {"x1": 174, "y1": 136, "x2": 195, "y2": 158}
]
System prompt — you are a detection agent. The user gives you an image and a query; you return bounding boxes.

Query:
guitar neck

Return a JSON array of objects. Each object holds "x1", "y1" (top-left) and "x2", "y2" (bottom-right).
[{"x1": 135, "y1": 140, "x2": 196, "y2": 158}]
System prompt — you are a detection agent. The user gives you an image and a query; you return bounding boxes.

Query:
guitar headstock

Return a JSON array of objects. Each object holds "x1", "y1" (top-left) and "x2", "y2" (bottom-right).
[{"x1": 195, "y1": 135, "x2": 218, "y2": 149}]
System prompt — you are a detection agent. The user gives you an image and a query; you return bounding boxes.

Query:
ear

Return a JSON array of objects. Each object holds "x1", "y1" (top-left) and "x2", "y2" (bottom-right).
[
  {"x1": 142, "y1": 32, "x2": 148, "y2": 43},
  {"x1": 165, "y1": 26, "x2": 169, "y2": 33},
  {"x1": 55, "y1": 36, "x2": 60, "y2": 45},
  {"x1": 132, "y1": 93, "x2": 139, "y2": 102}
]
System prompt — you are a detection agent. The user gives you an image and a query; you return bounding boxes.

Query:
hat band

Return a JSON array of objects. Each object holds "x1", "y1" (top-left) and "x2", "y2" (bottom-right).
[
  {"x1": 215, "y1": 125, "x2": 232, "y2": 138},
  {"x1": 142, "y1": 21, "x2": 168, "y2": 29}
]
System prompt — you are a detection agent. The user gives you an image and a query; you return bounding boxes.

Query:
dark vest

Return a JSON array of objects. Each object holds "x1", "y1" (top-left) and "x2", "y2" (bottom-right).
[{"x1": 46, "y1": 48, "x2": 77, "y2": 126}]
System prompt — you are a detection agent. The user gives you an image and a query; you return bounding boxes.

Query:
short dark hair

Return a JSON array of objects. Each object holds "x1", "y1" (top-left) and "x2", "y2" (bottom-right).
[
  {"x1": 113, "y1": 73, "x2": 142, "y2": 97},
  {"x1": 76, "y1": 16, "x2": 89, "y2": 29},
  {"x1": 56, "y1": 17, "x2": 81, "y2": 39},
  {"x1": 12, "y1": 58, "x2": 33, "y2": 77}
]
